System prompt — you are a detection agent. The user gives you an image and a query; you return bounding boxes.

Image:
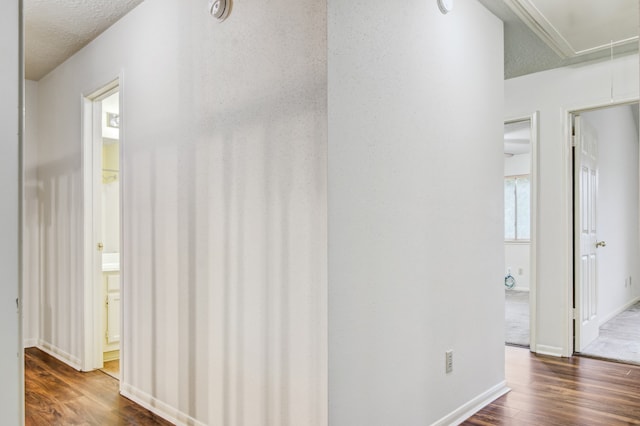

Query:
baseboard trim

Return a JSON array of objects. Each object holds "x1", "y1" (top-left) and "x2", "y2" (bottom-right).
[
  {"x1": 37, "y1": 340, "x2": 82, "y2": 370},
  {"x1": 431, "y1": 381, "x2": 510, "y2": 426},
  {"x1": 535, "y1": 344, "x2": 564, "y2": 357},
  {"x1": 103, "y1": 349, "x2": 120, "y2": 362},
  {"x1": 599, "y1": 296, "x2": 640, "y2": 326},
  {"x1": 120, "y1": 383, "x2": 206, "y2": 426},
  {"x1": 23, "y1": 338, "x2": 37, "y2": 349}
]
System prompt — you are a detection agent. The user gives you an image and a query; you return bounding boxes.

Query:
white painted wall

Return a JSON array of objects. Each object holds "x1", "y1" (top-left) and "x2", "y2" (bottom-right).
[
  {"x1": 31, "y1": 0, "x2": 327, "y2": 424},
  {"x1": 0, "y1": 0, "x2": 23, "y2": 422},
  {"x1": 101, "y1": 178, "x2": 120, "y2": 254},
  {"x1": 101, "y1": 92, "x2": 119, "y2": 141},
  {"x1": 35, "y1": 73, "x2": 84, "y2": 366},
  {"x1": 504, "y1": 152, "x2": 531, "y2": 290},
  {"x1": 582, "y1": 105, "x2": 640, "y2": 324},
  {"x1": 328, "y1": 1, "x2": 506, "y2": 424},
  {"x1": 504, "y1": 152, "x2": 530, "y2": 176},
  {"x1": 24, "y1": 80, "x2": 40, "y2": 347},
  {"x1": 102, "y1": 139, "x2": 120, "y2": 255},
  {"x1": 505, "y1": 53, "x2": 640, "y2": 356}
]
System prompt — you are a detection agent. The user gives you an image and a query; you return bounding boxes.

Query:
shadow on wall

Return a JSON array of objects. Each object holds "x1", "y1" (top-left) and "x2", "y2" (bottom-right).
[
  {"x1": 121, "y1": 75, "x2": 327, "y2": 421},
  {"x1": 36, "y1": 154, "x2": 83, "y2": 363}
]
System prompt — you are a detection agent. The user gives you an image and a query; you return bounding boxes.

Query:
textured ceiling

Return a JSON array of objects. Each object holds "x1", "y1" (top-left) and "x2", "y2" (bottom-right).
[
  {"x1": 478, "y1": 0, "x2": 639, "y2": 79},
  {"x1": 24, "y1": 0, "x2": 640, "y2": 81},
  {"x1": 25, "y1": 0, "x2": 144, "y2": 81}
]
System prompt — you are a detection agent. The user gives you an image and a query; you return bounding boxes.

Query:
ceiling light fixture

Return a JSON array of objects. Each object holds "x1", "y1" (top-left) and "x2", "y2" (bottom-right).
[{"x1": 437, "y1": 0, "x2": 453, "y2": 14}]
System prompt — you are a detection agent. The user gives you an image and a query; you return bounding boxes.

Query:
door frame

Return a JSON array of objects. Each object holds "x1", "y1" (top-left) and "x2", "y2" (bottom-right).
[
  {"x1": 81, "y1": 76, "x2": 124, "y2": 374},
  {"x1": 564, "y1": 96, "x2": 639, "y2": 356},
  {"x1": 505, "y1": 111, "x2": 539, "y2": 351}
]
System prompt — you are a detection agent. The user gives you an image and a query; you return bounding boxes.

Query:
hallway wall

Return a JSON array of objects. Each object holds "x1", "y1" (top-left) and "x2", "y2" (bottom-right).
[
  {"x1": 505, "y1": 53, "x2": 640, "y2": 356},
  {"x1": 29, "y1": 0, "x2": 509, "y2": 423},
  {"x1": 0, "y1": 0, "x2": 22, "y2": 422},
  {"x1": 328, "y1": 1, "x2": 506, "y2": 424},
  {"x1": 32, "y1": 0, "x2": 327, "y2": 424},
  {"x1": 24, "y1": 80, "x2": 40, "y2": 347}
]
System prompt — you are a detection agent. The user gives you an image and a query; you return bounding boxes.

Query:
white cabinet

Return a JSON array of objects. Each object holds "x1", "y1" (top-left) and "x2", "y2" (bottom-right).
[{"x1": 103, "y1": 271, "x2": 120, "y2": 360}]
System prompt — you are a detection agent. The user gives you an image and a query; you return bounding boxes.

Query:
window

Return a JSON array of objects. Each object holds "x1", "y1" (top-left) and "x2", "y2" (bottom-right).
[{"x1": 504, "y1": 175, "x2": 530, "y2": 240}]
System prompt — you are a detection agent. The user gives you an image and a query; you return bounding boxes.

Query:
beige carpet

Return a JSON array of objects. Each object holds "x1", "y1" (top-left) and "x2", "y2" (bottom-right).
[
  {"x1": 505, "y1": 289, "x2": 529, "y2": 347},
  {"x1": 580, "y1": 301, "x2": 640, "y2": 364}
]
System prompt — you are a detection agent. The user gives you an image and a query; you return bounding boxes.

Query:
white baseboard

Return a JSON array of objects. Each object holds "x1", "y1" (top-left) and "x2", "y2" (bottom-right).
[
  {"x1": 534, "y1": 344, "x2": 564, "y2": 357},
  {"x1": 37, "y1": 340, "x2": 82, "y2": 370},
  {"x1": 103, "y1": 349, "x2": 120, "y2": 362},
  {"x1": 504, "y1": 285, "x2": 530, "y2": 293},
  {"x1": 599, "y1": 296, "x2": 640, "y2": 326},
  {"x1": 121, "y1": 383, "x2": 206, "y2": 426},
  {"x1": 23, "y1": 338, "x2": 37, "y2": 348},
  {"x1": 431, "y1": 381, "x2": 510, "y2": 426}
]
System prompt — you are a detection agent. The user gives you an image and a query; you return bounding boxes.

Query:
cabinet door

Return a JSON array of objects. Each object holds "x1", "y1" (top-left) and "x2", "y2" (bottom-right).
[{"x1": 106, "y1": 274, "x2": 120, "y2": 344}]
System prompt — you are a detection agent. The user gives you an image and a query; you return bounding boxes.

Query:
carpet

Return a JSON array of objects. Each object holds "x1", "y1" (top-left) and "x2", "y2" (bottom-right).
[
  {"x1": 505, "y1": 289, "x2": 529, "y2": 347},
  {"x1": 580, "y1": 301, "x2": 640, "y2": 364}
]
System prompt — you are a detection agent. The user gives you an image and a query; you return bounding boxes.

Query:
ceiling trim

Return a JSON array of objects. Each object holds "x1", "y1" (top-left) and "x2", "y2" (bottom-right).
[{"x1": 504, "y1": 0, "x2": 639, "y2": 59}]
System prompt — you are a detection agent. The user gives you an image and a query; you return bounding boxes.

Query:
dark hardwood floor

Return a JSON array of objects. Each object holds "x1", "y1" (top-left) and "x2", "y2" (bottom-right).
[
  {"x1": 25, "y1": 347, "x2": 172, "y2": 425},
  {"x1": 27, "y1": 345, "x2": 640, "y2": 425},
  {"x1": 464, "y1": 346, "x2": 640, "y2": 425}
]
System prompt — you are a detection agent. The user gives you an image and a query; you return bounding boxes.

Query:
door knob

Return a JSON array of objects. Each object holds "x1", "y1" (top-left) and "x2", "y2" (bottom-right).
[
  {"x1": 97, "y1": 242, "x2": 104, "y2": 251},
  {"x1": 596, "y1": 241, "x2": 606, "y2": 248}
]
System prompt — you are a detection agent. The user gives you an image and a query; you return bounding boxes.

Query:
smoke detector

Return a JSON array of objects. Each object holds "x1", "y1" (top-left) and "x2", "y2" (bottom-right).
[
  {"x1": 438, "y1": 0, "x2": 453, "y2": 14},
  {"x1": 209, "y1": 0, "x2": 231, "y2": 21}
]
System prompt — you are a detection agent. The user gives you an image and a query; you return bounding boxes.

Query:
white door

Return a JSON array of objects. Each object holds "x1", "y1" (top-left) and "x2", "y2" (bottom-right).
[{"x1": 574, "y1": 115, "x2": 601, "y2": 352}]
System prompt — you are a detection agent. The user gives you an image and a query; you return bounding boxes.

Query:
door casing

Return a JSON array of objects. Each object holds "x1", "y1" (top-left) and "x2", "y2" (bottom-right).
[
  {"x1": 81, "y1": 76, "x2": 123, "y2": 376},
  {"x1": 505, "y1": 112, "x2": 539, "y2": 352},
  {"x1": 564, "y1": 97, "x2": 639, "y2": 356}
]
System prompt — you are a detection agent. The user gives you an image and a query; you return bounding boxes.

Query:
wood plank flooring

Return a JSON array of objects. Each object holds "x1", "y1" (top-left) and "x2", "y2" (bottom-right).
[
  {"x1": 101, "y1": 359, "x2": 120, "y2": 380},
  {"x1": 463, "y1": 346, "x2": 640, "y2": 425},
  {"x1": 27, "y1": 345, "x2": 640, "y2": 425},
  {"x1": 25, "y1": 347, "x2": 172, "y2": 425}
]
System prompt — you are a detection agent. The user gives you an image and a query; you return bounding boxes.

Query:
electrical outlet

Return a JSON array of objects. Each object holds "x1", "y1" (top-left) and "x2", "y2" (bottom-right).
[{"x1": 445, "y1": 350, "x2": 453, "y2": 374}]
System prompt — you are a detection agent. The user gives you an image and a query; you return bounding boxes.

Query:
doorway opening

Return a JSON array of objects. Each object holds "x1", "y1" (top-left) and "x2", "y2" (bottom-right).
[
  {"x1": 504, "y1": 113, "x2": 538, "y2": 350},
  {"x1": 571, "y1": 101, "x2": 640, "y2": 364},
  {"x1": 82, "y1": 80, "x2": 122, "y2": 380}
]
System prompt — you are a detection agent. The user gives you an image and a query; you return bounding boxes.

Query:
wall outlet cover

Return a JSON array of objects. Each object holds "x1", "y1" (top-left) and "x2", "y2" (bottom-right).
[{"x1": 445, "y1": 350, "x2": 453, "y2": 374}]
